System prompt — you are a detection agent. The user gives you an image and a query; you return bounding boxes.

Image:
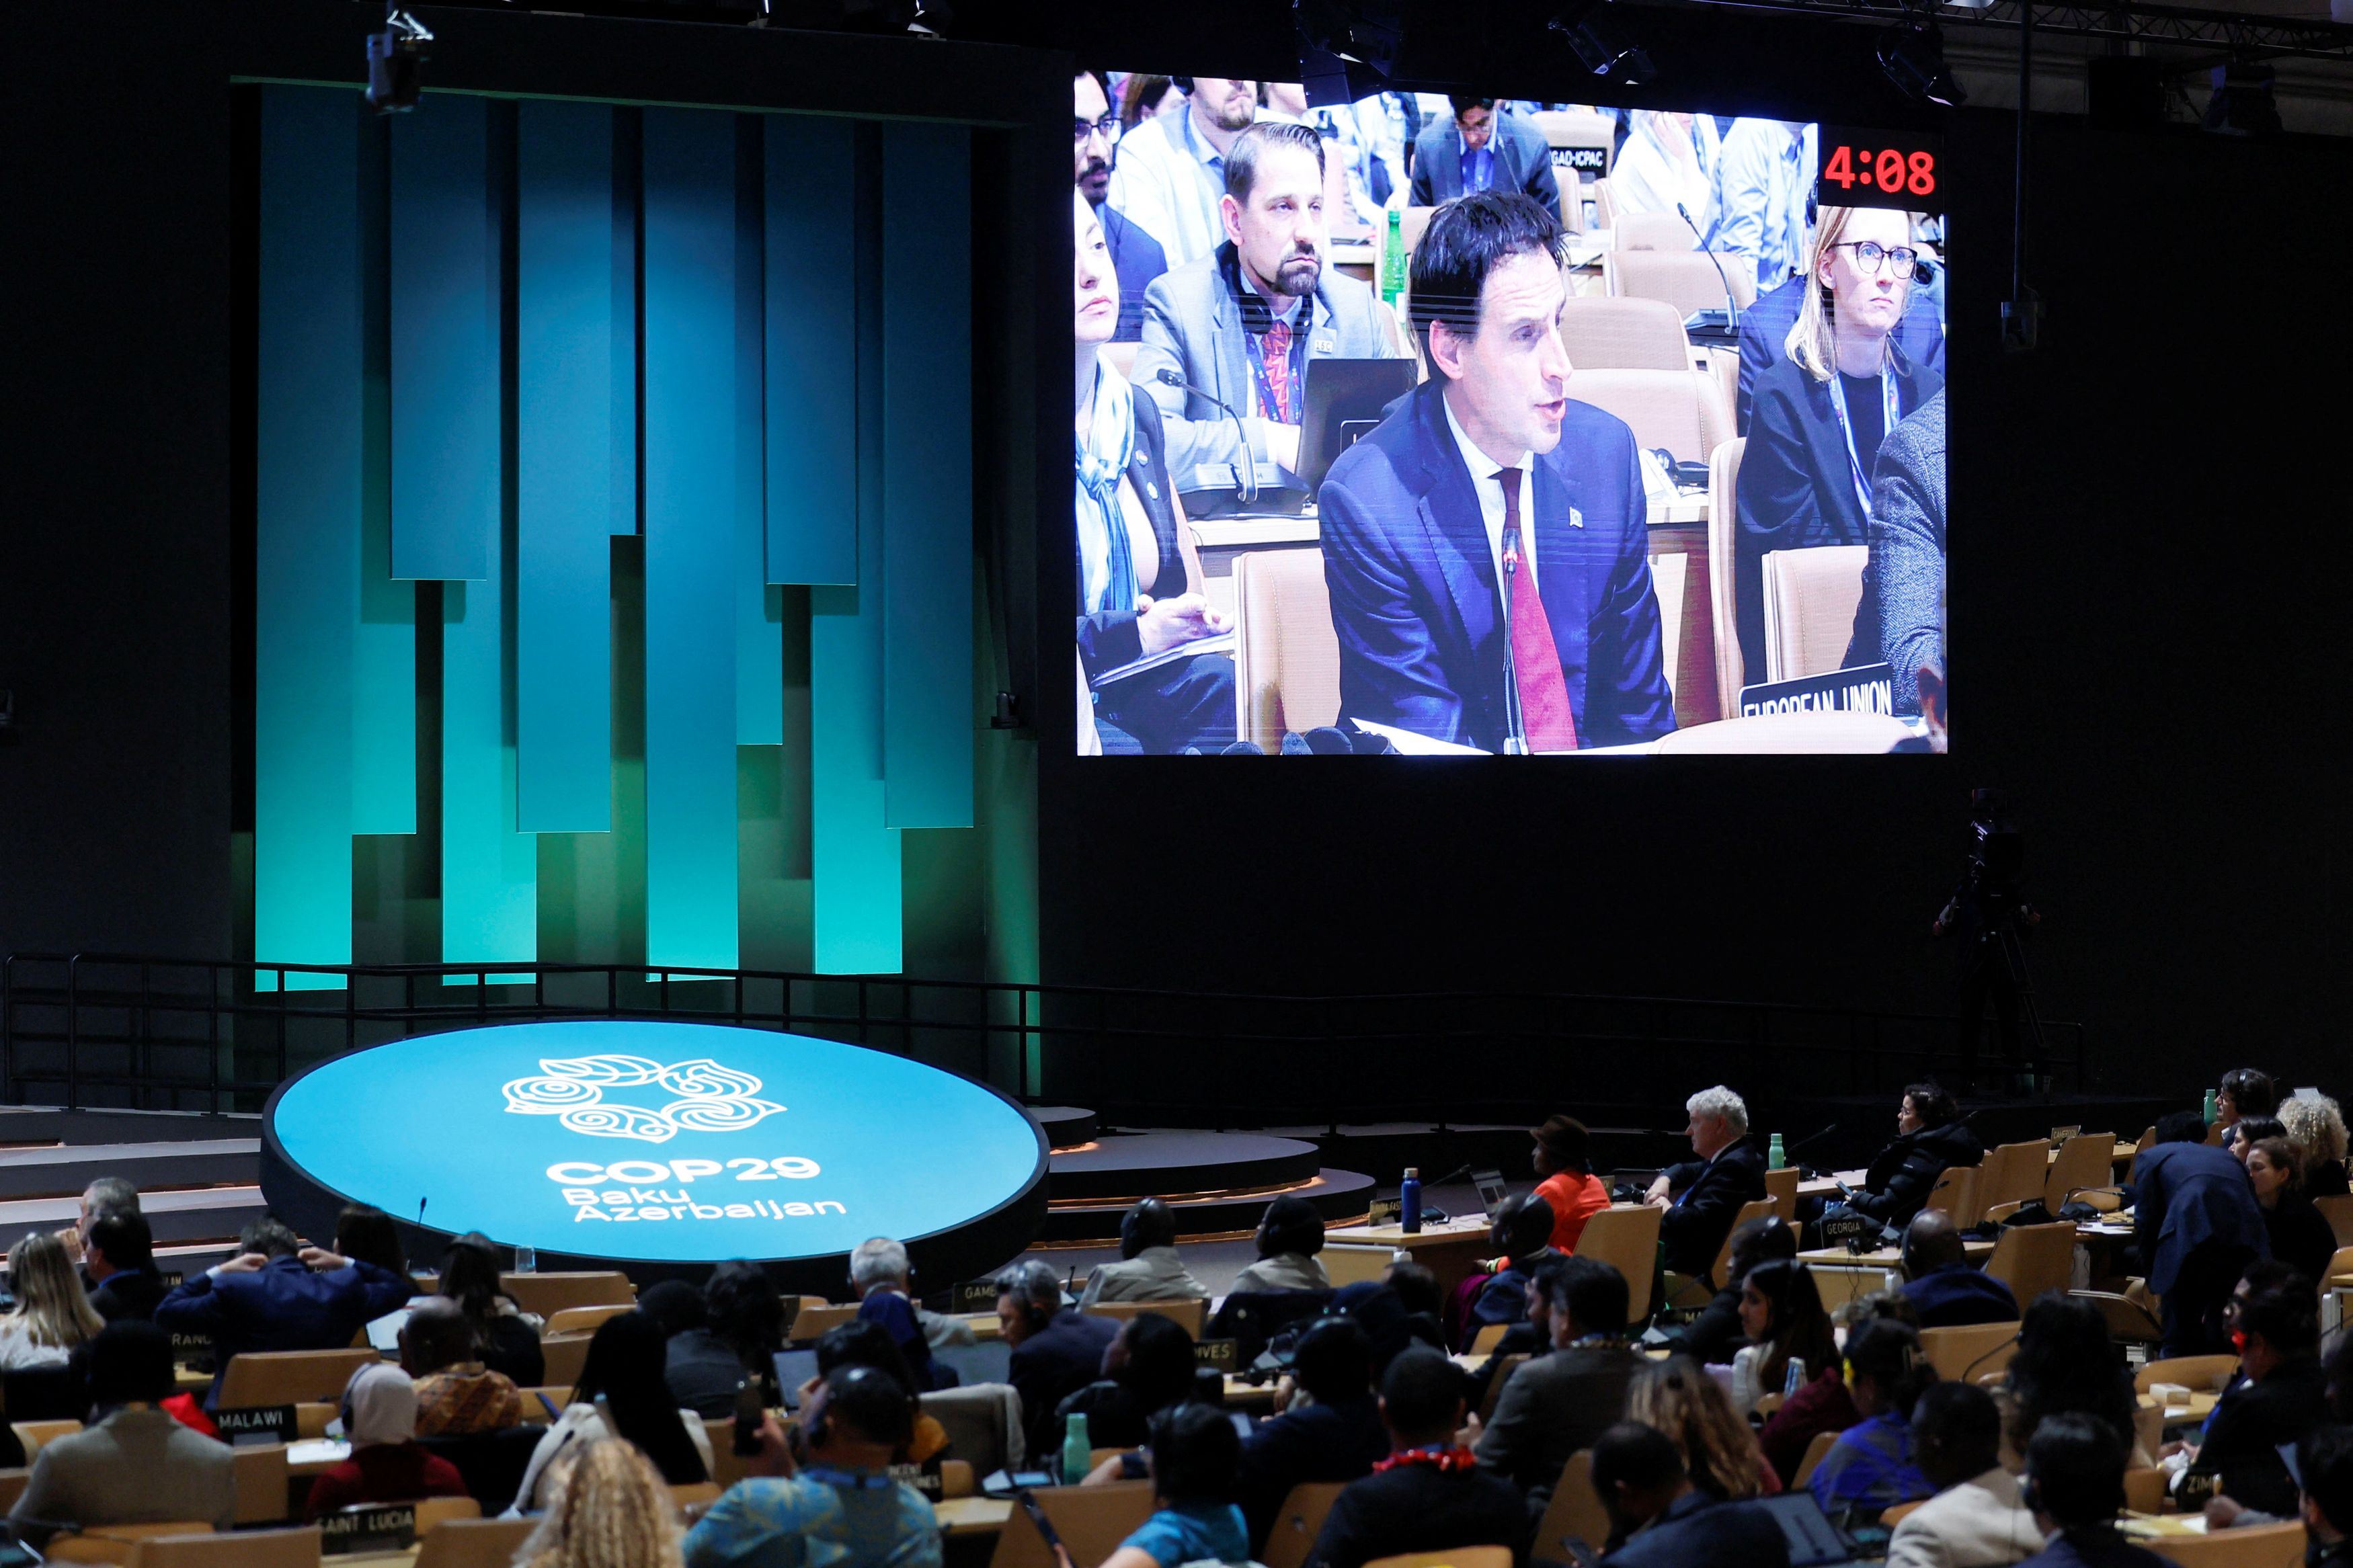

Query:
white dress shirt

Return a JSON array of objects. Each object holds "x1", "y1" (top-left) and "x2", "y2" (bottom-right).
[
  {"x1": 1105, "y1": 106, "x2": 1231, "y2": 270},
  {"x1": 1440, "y1": 387, "x2": 1536, "y2": 597}
]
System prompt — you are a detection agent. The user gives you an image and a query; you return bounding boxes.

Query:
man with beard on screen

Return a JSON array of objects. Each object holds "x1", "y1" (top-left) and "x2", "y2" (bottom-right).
[{"x1": 1316, "y1": 190, "x2": 1675, "y2": 752}]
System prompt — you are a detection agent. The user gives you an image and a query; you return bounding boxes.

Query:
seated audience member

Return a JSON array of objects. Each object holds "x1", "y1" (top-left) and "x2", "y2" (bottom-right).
[
  {"x1": 306, "y1": 1361, "x2": 471, "y2": 1518},
  {"x1": 1999, "y1": 1294, "x2": 2139, "y2": 1466},
  {"x1": 705, "y1": 1261, "x2": 789, "y2": 1407},
  {"x1": 855, "y1": 1286, "x2": 953, "y2": 1398},
  {"x1": 1406, "y1": 97, "x2": 1563, "y2": 222},
  {"x1": 1886, "y1": 1383, "x2": 2038, "y2": 1568},
  {"x1": 2194, "y1": 1272, "x2": 2327, "y2": 1525},
  {"x1": 1308, "y1": 1348, "x2": 1527, "y2": 1568},
  {"x1": 1073, "y1": 190, "x2": 1234, "y2": 756},
  {"x1": 0, "y1": 1231, "x2": 104, "y2": 1370},
  {"x1": 1736, "y1": 204, "x2": 1943, "y2": 682},
  {"x1": 1647, "y1": 1087, "x2": 1769, "y2": 1280},
  {"x1": 2233, "y1": 1117, "x2": 2290, "y2": 1165},
  {"x1": 1384, "y1": 1261, "x2": 1442, "y2": 1323},
  {"x1": 2216, "y1": 1068, "x2": 2280, "y2": 1154},
  {"x1": 1135, "y1": 120, "x2": 1403, "y2": 489},
  {"x1": 83, "y1": 1210, "x2": 165, "y2": 1325},
  {"x1": 2281, "y1": 1093, "x2": 2352, "y2": 1198},
  {"x1": 1083, "y1": 1199, "x2": 1211, "y2": 1307},
  {"x1": 1732, "y1": 1258, "x2": 1842, "y2": 1421},
  {"x1": 1330, "y1": 1279, "x2": 1444, "y2": 1376},
  {"x1": 1531, "y1": 1114, "x2": 1611, "y2": 1254},
  {"x1": 640, "y1": 1279, "x2": 744, "y2": 1419},
  {"x1": 850, "y1": 1237, "x2": 973, "y2": 1352},
  {"x1": 1464, "y1": 1253, "x2": 1561, "y2": 1410},
  {"x1": 2247, "y1": 1137, "x2": 2340, "y2": 1285},
  {"x1": 440, "y1": 1231, "x2": 545, "y2": 1388},
  {"x1": 683, "y1": 1366, "x2": 941, "y2": 1568},
  {"x1": 1101, "y1": 1402, "x2": 1251, "y2": 1568},
  {"x1": 1671, "y1": 1216, "x2": 1797, "y2": 1366},
  {"x1": 334, "y1": 1204, "x2": 414, "y2": 1284},
  {"x1": 157, "y1": 1216, "x2": 413, "y2": 1407},
  {"x1": 1607, "y1": 110, "x2": 1718, "y2": 224},
  {"x1": 1808, "y1": 1318, "x2": 1936, "y2": 1520},
  {"x1": 1463, "y1": 1192, "x2": 1560, "y2": 1348},
  {"x1": 2131, "y1": 1109, "x2": 2270, "y2": 1356},
  {"x1": 1232, "y1": 1196, "x2": 1330, "y2": 1294},
  {"x1": 1320, "y1": 189, "x2": 1677, "y2": 753},
  {"x1": 1736, "y1": 267, "x2": 1946, "y2": 435},
  {"x1": 1057, "y1": 1310, "x2": 1197, "y2": 1453},
  {"x1": 2011, "y1": 1413, "x2": 2167, "y2": 1568},
  {"x1": 997, "y1": 1258, "x2": 1119, "y2": 1460},
  {"x1": 1075, "y1": 69, "x2": 1165, "y2": 341},
  {"x1": 1106, "y1": 77, "x2": 1261, "y2": 269},
  {"x1": 60, "y1": 1177, "x2": 141, "y2": 1275},
  {"x1": 1629, "y1": 1356, "x2": 1780, "y2": 1500},
  {"x1": 1704, "y1": 118, "x2": 1812, "y2": 292},
  {"x1": 403, "y1": 1296, "x2": 523, "y2": 1437},
  {"x1": 1478, "y1": 1257, "x2": 1642, "y2": 1499},
  {"x1": 1836, "y1": 1084, "x2": 1983, "y2": 1233},
  {"x1": 1588, "y1": 1421, "x2": 1790, "y2": 1567},
  {"x1": 2297, "y1": 1426, "x2": 2353, "y2": 1568},
  {"x1": 812, "y1": 1321, "x2": 952, "y2": 1469},
  {"x1": 517, "y1": 1438, "x2": 686, "y2": 1568},
  {"x1": 8, "y1": 1321, "x2": 225, "y2": 1529},
  {"x1": 512, "y1": 1311, "x2": 713, "y2": 1514},
  {"x1": 1899, "y1": 1211, "x2": 2021, "y2": 1329},
  {"x1": 1872, "y1": 389, "x2": 1947, "y2": 721},
  {"x1": 1236, "y1": 1317, "x2": 1388, "y2": 1548}
]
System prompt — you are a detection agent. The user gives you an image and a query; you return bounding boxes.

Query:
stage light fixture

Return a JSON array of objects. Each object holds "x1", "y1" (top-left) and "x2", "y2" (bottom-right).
[
  {"x1": 1877, "y1": 16, "x2": 1966, "y2": 106},
  {"x1": 1547, "y1": 4, "x2": 1657, "y2": 87},
  {"x1": 1295, "y1": 0, "x2": 1406, "y2": 107},
  {"x1": 2204, "y1": 58, "x2": 2282, "y2": 135},
  {"x1": 364, "y1": 6, "x2": 434, "y2": 115}
]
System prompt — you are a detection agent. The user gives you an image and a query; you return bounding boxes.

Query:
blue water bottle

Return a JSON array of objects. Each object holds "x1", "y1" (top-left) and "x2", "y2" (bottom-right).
[{"x1": 1400, "y1": 1166, "x2": 1423, "y2": 1234}]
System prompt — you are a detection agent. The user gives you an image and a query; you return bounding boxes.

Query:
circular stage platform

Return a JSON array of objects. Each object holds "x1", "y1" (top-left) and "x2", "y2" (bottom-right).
[{"x1": 260, "y1": 1020, "x2": 1047, "y2": 1293}]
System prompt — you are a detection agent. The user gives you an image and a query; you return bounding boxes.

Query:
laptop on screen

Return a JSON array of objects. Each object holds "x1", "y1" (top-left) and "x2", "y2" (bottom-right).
[
  {"x1": 1753, "y1": 1492, "x2": 1871, "y2": 1567},
  {"x1": 934, "y1": 1340, "x2": 1013, "y2": 1387},
  {"x1": 1297, "y1": 358, "x2": 1419, "y2": 492}
]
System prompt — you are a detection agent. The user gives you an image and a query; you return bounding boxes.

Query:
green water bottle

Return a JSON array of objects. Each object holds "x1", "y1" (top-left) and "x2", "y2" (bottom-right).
[
  {"x1": 1380, "y1": 208, "x2": 1406, "y2": 306},
  {"x1": 1062, "y1": 1410, "x2": 1091, "y2": 1485},
  {"x1": 1768, "y1": 1132, "x2": 1786, "y2": 1170},
  {"x1": 2202, "y1": 1088, "x2": 2218, "y2": 1127}
]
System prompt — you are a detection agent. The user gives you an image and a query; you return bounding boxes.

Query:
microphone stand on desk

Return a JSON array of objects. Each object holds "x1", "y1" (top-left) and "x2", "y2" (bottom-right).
[
  {"x1": 1154, "y1": 367, "x2": 1261, "y2": 507},
  {"x1": 1677, "y1": 202, "x2": 1744, "y2": 346}
]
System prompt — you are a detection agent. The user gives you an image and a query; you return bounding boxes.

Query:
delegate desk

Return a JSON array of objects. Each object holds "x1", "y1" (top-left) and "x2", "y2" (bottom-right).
[
  {"x1": 1796, "y1": 1237, "x2": 1996, "y2": 1310},
  {"x1": 1324, "y1": 1214, "x2": 1492, "y2": 1294}
]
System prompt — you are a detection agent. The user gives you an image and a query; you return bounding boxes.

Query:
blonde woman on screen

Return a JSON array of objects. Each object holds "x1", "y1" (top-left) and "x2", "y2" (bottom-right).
[
  {"x1": 1072, "y1": 188, "x2": 1236, "y2": 754},
  {"x1": 1732, "y1": 204, "x2": 1944, "y2": 682}
]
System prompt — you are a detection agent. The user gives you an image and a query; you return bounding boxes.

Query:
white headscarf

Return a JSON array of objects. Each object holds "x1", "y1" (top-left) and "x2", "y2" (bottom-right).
[{"x1": 344, "y1": 1361, "x2": 418, "y2": 1448}]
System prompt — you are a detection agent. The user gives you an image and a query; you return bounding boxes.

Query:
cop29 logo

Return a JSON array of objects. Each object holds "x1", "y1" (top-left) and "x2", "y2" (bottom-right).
[{"x1": 502, "y1": 1054, "x2": 785, "y2": 1144}]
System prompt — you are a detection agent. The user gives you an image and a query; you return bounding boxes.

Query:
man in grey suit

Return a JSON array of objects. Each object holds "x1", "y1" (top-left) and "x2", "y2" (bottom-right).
[
  {"x1": 1408, "y1": 98, "x2": 1562, "y2": 224},
  {"x1": 1868, "y1": 388, "x2": 1946, "y2": 718},
  {"x1": 1476, "y1": 1255, "x2": 1641, "y2": 1503},
  {"x1": 11, "y1": 1320, "x2": 234, "y2": 1531},
  {"x1": 1135, "y1": 120, "x2": 1404, "y2": 495}
]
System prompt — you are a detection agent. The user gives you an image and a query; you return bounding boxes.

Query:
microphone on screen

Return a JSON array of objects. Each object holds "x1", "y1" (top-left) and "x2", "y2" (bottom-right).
[
  {"x1": 1154, "y1": 368, "x2": 1261, "y2": 504},
  {"x1": 417, "y1": 1196, "x2": 427, "y2": 1230},
  {"x1": 1676, "y1": 203, "x2": 1743, "y2": 335}
]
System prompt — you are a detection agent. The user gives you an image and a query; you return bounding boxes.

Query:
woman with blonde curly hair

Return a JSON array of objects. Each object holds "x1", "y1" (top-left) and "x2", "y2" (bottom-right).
[
  {"x1": 0, "y1": 1231, "x2": 103, "y2": 1369},
  {"x1": 2280, "y1": 1092, "x2": 2351, "y2": 1198},
  {"x1": 518, "y1": 1438, "x2": 683, "y2": 1568},
  {"x1": 1628, "y1": 1354, "x2": 1780, "y2": 1501}
]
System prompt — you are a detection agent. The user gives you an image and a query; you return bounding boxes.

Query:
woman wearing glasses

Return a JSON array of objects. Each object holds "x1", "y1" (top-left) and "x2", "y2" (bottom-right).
[{"x1": 1733, "y1": 204, "x2": 1944, "y2": 684}]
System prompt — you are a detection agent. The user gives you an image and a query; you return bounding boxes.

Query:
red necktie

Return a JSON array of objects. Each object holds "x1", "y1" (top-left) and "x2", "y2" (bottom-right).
[
  {"x1": 1261, "y1": 319, "x2": 1295, "y2": 424},
  {"x1": 1497, "y1": 466, "x2": 1579, "y2": 753}
]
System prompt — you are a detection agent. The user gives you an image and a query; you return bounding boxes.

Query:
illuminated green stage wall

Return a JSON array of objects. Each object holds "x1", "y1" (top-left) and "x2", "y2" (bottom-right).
[{"x1": 251, "y1": 85, "x2": 1026, "y2": 987}]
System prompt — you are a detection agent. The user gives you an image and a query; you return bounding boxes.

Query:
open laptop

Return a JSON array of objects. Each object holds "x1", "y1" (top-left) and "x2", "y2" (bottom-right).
[
  {"x1": 1472, "y1": 1169, "x2": 1512, "y2": 1221},
  {"x1": 934, "y1": 1339, "x2": 1013, "y2": 1387},
  {"x1": 1753, "y1": 1491, "x2": 1874, "y2": 1567},
  {"x1": 1296, "y1": 358, "x2": 1419, "y2": 492}
]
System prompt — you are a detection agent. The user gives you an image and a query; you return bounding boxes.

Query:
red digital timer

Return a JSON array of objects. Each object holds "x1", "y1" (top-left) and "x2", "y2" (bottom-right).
[{"x1": 1816, "y1": 127, "x2": 1944, "y2": 216}]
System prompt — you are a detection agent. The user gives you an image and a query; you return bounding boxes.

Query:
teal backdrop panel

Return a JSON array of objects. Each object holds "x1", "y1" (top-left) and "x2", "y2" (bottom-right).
[
  {"x1": 880, "y1": 124, "x2": 973, "y2": 830},
  {"x1": 762, "y1": 117, "x2": 856, "y2": 587},
  {"x1": 388, "y1": 97, "x2": 496, "y2": 583},
  {"x1": 610, "y1": 112, "x2": 641, "y2": 537},
  {"x1": 255, "y1": 86, "x2": 363, "y2": 989},
  {"x1": 810, "y1": 128, "x2": 901, "y2": 974},
  {"x1": 353, "y1": 118, "x2": 415, "y2": 836},
  {"x1": 516, "y1": 100, "x2": 616, "y2": 834},
  {"x1": 735, "y1": 120, "x2": 781, "y2": 747},
  {"x1": 641, "y1": 109, "x2": 742, "y2": 971}
]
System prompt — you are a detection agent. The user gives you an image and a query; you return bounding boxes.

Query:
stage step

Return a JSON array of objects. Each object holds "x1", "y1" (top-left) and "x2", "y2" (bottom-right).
[
  {"x1": 1031, "y1": 1106, "x2": 1096, "y2": 1150},
  {"x1": 0, "y1": 1183, "x2": 266, "y2": 1246},
  {"x1": 1047, "y1": 1132, "x2": 1322, "y2": 1204},
  {"x1": 0, "y1": 1107, "x2": 260, "y2": 1145},
  {"x1": 1039, "y1": 1167, "x2": 1373, "y2": 1244},
  {"x1": 0, "y1": 1139, "x2": 261, "y2": 1202}
]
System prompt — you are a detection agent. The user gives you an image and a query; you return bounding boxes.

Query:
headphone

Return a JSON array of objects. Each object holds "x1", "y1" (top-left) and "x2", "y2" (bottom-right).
[{"x1": 1173, "y1": 76, "x2": 1195, "y2": 94}]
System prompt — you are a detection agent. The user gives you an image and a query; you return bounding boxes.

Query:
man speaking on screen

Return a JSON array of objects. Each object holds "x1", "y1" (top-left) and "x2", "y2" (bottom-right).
[{"x1": 1317, "y1": 191, "x2": 1675, "y2": 752}]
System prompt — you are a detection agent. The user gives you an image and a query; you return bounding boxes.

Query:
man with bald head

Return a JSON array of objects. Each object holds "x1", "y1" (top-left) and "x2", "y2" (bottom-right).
[
  {"x1": 401, "y1": 1297, "x2": 522, "y2": 1436},
  {"x1": 1899, "y1": 1211, "x2": 2020, "y2": 1329}
]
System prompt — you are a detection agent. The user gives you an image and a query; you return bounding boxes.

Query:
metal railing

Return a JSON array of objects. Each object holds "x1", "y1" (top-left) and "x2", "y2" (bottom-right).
[{"x1": 0, "y1": 952, "x2": 2086, "y2": 1124}]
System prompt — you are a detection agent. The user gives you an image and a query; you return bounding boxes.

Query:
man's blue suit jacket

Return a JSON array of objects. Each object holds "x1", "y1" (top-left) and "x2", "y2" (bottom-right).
[
  {"x1": 155, "y1": 1253, "x2": 413, "y2": 1407},
  {"x1": 2131, "y1": 1140, "x2": 2268, "y2": 1296},
  {"x1": 1317, "y1": 380, "x2": 1676, "y2": 752}
]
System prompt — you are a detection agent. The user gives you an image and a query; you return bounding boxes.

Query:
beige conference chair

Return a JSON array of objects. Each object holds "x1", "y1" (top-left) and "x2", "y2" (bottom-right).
[
  {"x1": 1558, "y1": 296, "x2": 1693, "y2": 372},
  {"x1": 1606, "y1": 248, "x2": 1758, "y2": 317},
  {"x1": 1232, "y1": 548, "x2": 1341, "y2": 752},
  {"x1": 1758, "y1": 545, "x2": 1866, "y2": 683},
  {"x1": 1567, "y1": 368, "x2": 1732, "y2": 466}
]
